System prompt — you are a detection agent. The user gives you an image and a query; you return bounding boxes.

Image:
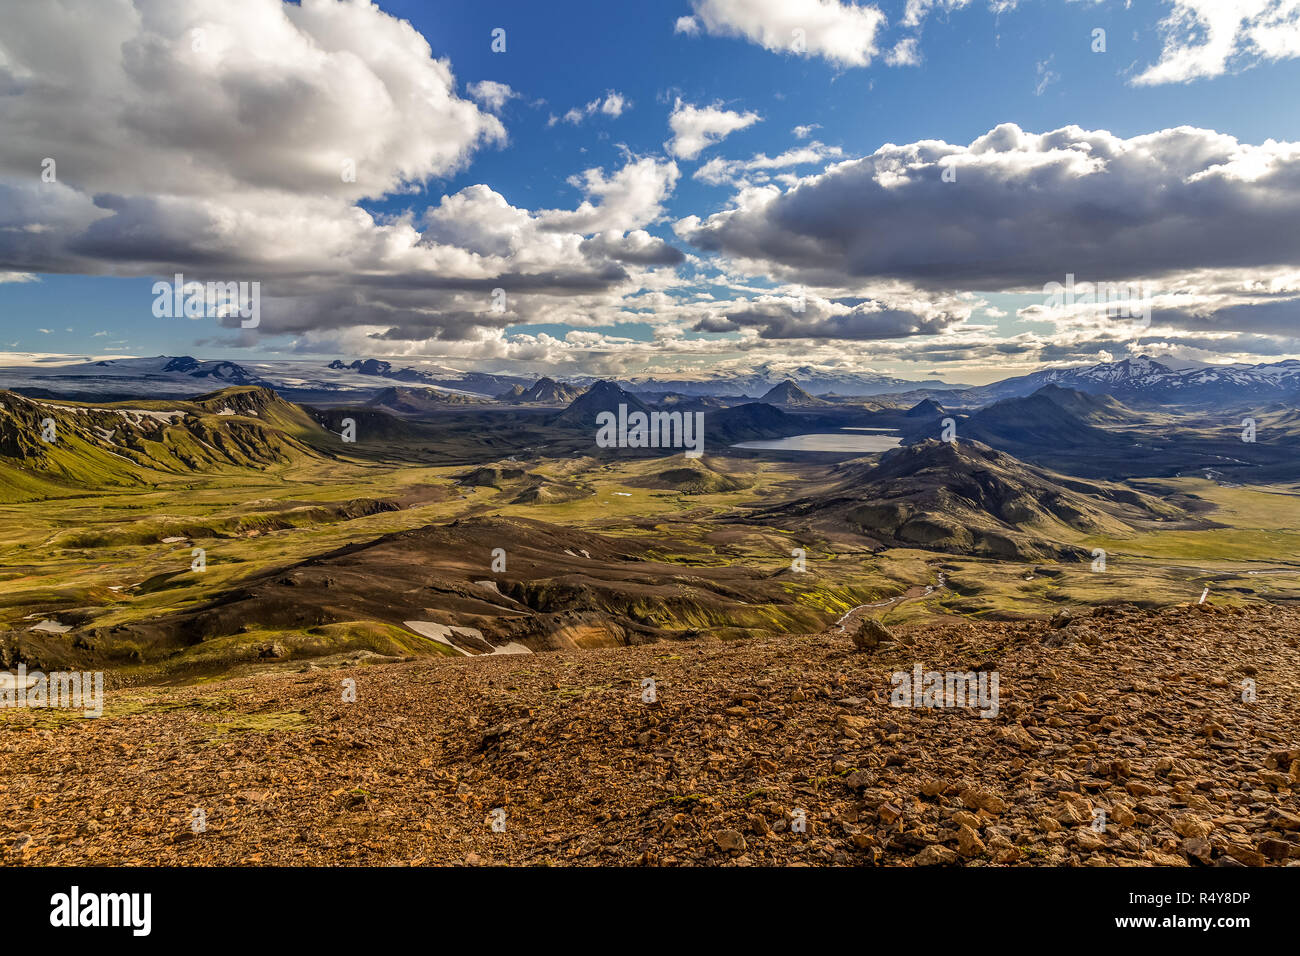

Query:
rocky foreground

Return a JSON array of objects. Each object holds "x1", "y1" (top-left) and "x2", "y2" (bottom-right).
[{"x1": 1, "y1": 603, "x2": 1298, "y2": 866}]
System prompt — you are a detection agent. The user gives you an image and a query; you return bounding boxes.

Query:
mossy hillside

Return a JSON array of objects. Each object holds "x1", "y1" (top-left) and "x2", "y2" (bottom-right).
[
  {"x1": 0, "y1": 388, "x2": 332, "y2": 499},
  {"x1": 44, "y1": 498, "x2": 398, "y2": 549}
]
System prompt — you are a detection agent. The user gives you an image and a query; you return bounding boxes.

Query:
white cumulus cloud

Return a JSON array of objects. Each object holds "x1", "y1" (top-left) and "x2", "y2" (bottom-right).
[
  {"x1": 685, "y1": 0, "x2": 887, "y2": 67},
  {"x1": 666, "y1": 98, "x2": 761, "y2": 160},
  {"x1": 693, "y1": 142, "x2": 844, "y2": 186},
  {"x1": 1134, "y1": 0, "x2": 1300, "y2": 85},
  {"x1": 466, "y1": 80, "x2": 517, "y2": 113}
]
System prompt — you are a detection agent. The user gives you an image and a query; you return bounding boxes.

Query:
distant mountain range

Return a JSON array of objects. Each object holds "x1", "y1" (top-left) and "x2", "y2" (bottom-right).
[
  {"x1": 956, "y1": 356, "x2": 1300, "y2": 406},
  {"x1": 1, "y1": 353, "x2": 1298, "y2": 409},
  {"x1": 0, "y1": 355, "x2": 518, "y2": 399},
  {"x1": 0, "y1": 355, "x2": 273, "y2": 397},
  {"x1": 324, "y1": 359, "x2": 525, "y2": 396},
  {"x1": 569, "y1": 364, "x2": 963, "y2": 397},
  {"x1": 548, "y1": 379, "x2": 843, "y2": 446}
]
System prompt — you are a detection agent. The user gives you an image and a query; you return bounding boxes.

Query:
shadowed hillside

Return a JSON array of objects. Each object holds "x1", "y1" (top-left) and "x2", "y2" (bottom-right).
[
  {"x1": 550, "y1": 380, "x2": 651, "y2": 428},
  {"x1": 21, "y1": 516, "x2": 868, "y2": 673},
  {"x1": 932, "y1": 385, "x2": 1300, "y2": 481},
  {"x1": 367, "y1": 386, "x2": 488, "y2": 414},
  {"x1": 753, "y1": 439, "x2": 1193, "y2": 560}
]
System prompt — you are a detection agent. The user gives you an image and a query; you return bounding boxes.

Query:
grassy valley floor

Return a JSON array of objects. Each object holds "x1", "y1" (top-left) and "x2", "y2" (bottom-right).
[{"x1": 4, "y1": 448, "x2": 1300, "y2": 677}]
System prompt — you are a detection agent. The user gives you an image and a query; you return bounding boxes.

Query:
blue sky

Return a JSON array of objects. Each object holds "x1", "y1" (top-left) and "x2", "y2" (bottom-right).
[{"x1": 2, "y1": 0, "x2": 1299, "y2": 384}]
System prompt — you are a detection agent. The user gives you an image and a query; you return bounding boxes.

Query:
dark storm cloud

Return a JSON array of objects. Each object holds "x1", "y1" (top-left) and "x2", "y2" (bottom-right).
[
  {"x1": 579, "y1": 231, "x2": 686, "y2": 266},
  {"x1": 680, "y1": 124, "x2": 1300, "y2": 301},
  {"x1": 694, "y1": 299, "x2": 960, "y2": 340}
]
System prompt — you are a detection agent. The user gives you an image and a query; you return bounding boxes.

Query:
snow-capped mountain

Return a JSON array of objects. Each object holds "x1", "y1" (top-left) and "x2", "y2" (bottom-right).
[
  {"x1": 0, "y1": 355, "x2": 271, "y2": 396},
  {"x1": 776, "y1": 365, "x2": 962, "y2": 397},
  {"x1": 1044, "y1": 355, "x2": 1174, "y2": 388},
  {"x1": 324, "y1": 359, "x2": 526, "y2": 396},
  {"x1": 964, "y1": 356, "x2": 1300, "y2": 405},
  {"x1": 315, "y1": 359, "x2": 961, "y2": 398},
  {"x1": 0, "y1": 356, "x2": 511, "y2": 398},
  {"x1": 3, "y1": 353, "x2": 1296, "y2": 407},
  {"x1": 160, "y1": 356, "x2": 264, "y2": 384}
]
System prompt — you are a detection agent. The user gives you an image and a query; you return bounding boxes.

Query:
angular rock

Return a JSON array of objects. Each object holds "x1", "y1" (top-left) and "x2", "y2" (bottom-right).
[
  {"x1": 852, "y1": 618, "x2": 893, "y2": 652},
  {"x1": 714, "y1": 829, "x2": 747, "y2": 853},
  {"x1": 913, "y1": 844, "x2": 958, "y2": 866}
]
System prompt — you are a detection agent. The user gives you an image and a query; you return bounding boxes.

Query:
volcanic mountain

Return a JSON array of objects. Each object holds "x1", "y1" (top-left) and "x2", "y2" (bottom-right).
[
  {"x1": 905, "y1": 398, "x2": 946, "y2": 419},
  {"x1": 706, "y1": 402, "x2": 809, "y2": 443},
  {"x1": 551, "y1": 381, "x2": 651, "y2": 428},
  {"x1": 754, "y1": 439, "x2": 1189, "y2": 560},
  {"x1": 646, "y1": 392, "x2": 730, "y2": 410},
  {"x1": 505, "y1": 377, "x2": 586, "y2": 404},
  {"x1": 950, "y1": 386, "x2": 1136, "y2": 451},
  {"x1": 758, "y1": 380, "x2": 829, "y2": 406}
]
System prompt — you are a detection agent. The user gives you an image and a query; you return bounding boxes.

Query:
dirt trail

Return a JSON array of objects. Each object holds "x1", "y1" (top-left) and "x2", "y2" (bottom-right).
[{"x1": 830, "y1": 572, "x2": 946, "y2": 635}]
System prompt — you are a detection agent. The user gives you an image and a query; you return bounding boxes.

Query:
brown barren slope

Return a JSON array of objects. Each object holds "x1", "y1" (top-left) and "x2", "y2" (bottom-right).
[{"x1": 0, "y1": 603, "x2": 1297, "y2": 866}]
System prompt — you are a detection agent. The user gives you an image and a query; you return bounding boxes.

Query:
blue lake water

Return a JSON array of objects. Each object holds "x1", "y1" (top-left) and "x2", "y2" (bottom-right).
[{"x1": 731, "y1": 431, "x2": 901, "y2": 453}]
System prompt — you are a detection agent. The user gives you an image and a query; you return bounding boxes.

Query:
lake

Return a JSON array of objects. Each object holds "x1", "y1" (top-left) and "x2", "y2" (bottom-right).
[{"x1": 731, "y1": 431, "x2": 901, "y2": 453}]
